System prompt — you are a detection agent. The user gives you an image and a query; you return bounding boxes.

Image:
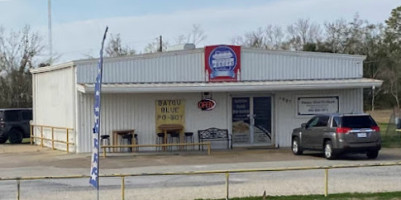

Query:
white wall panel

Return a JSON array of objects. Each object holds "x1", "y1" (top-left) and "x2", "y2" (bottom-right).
[
  {"x1": 76, "y1": 92, "x2": 229, "y2": 153},
  {"x1": 241, "y1": 49, "x2": 363, "y2": 81},
  {"x1": 77, "y1": 50, "x2": 205, "y2": 84},
  {"x1": 32, "y1": 66, "x2": 76, "y2": 151},
  {"x1": 32, "y1": 67, "x2": 75, "y2": 127},
  {"x1": 76, "y1": 88, "x2": 363, "y2": 152},
  {"x1": 76, "y1": 48, "x2": 364, "y2": 84},
  {"x1": 275, "y1": 89, "x2": 363, "y2": 148}
]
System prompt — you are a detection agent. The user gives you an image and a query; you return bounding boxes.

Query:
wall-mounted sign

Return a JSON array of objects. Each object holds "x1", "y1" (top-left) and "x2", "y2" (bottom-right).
[
  {"x1": 155, "y1": 99, "x2": 185, "y2": 131},
  {"x1": 205, "y1": 45, "x2": 241, "y2": 82},
  {"x1": 198, "y1": 99, "x2": 216, "y2": 111},
  {"x1": 298, "y1": 96, "x2": 339, "y2": 115}
]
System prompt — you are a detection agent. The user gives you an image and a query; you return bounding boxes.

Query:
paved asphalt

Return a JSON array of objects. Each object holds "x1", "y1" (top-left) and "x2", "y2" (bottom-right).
[{"x1": 1, "y1": 145, "x2": 401, "y2": 200}]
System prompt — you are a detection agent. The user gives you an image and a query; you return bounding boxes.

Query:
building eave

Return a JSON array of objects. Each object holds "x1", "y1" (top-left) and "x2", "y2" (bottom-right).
[{"x1": 78, "y1": 78, "x2": 383, "y2": 94}]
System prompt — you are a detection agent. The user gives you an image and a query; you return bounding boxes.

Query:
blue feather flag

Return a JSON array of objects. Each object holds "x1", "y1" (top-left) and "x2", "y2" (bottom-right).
[{"x1": 90, "y1": 26, "x2": 108, "y2": 189}]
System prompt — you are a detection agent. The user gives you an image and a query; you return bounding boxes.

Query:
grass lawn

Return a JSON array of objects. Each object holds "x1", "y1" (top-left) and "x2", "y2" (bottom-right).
[
  {"x1": 198, "y1": 191, "x2": 401, "y2": 200},
  {"x1": 379, "y1": 122, "x2": 401, "y2": 148}
]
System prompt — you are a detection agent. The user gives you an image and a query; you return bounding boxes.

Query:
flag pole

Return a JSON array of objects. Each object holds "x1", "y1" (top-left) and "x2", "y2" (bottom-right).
[
  {"x1": 97, "y1": 26, "x2": 108, "y2": 199},
  {"x1": 89, "y1": 26, "x2": 108, "y2": 200}
]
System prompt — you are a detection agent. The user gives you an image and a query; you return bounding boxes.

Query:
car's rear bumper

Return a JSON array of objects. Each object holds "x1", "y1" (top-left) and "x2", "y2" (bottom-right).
[{"x1": 334, "y1": 142, "x2": 381, "y2": 154}]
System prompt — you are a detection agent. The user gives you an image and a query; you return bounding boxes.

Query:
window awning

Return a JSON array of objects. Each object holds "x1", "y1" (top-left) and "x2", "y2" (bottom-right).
[{"x1": 77, "y1": 78, "x2": 382, "y2": 94}]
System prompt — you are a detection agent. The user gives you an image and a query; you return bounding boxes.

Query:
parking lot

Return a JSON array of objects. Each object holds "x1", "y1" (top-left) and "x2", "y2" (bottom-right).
[{"x1": 1, "y1": 144, "x2": 401, "y2": 200}]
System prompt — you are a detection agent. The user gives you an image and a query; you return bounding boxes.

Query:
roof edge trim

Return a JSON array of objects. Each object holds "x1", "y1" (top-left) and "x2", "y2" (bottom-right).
[{"x1": 30, "y1": 62, "x2": 75, "y2": 74}]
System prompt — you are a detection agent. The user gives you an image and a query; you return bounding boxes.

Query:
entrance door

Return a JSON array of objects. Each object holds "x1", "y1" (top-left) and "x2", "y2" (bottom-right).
[{"x1": 232, "y1": 97, "x2": 272, "y2": 146}]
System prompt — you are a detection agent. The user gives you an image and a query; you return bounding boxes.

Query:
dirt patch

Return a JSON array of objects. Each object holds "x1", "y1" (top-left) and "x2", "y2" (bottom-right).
[{"x1": 366, "y1": 109, "x2": 393, "y2": 123}]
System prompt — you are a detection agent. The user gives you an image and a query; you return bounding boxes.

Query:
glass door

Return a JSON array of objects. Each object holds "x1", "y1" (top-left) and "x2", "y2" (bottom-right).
[
  {"x1": 232, "y1": 97, "x2": 272, "y2": 146},
  {"x1": 252, "y1": 97, "x2": 272, "y2": 145},
  {"x1": 232, "y1": 97, "x2": 251, "y2": 144}
]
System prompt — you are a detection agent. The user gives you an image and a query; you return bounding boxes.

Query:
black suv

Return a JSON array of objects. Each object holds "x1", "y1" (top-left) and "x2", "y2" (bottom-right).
[
  {"x1": 0, "y1": 108, "x2": 32, "y2": 144},
  {"x1": 291, "y1": 113, "x2": 381, "y2": 159}
]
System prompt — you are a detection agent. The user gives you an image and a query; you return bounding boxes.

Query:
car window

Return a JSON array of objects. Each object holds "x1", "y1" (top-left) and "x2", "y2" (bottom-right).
[
  {"x1": 332, "y1": 117, "x2": 340, "y2": 127},
  {"x1": 22, "y1": 110, "x2": 32, "y2": 120},
  {"x1": 342, "y1": 115, "x2": 377, "y2": 128},
  {"x1": 316, "y1": 116, "x2": 329, "y2": 127},
  {"x1": 4, "y1": 111, "x2": 19, "y2": 122},
  {"x1": 306, "y1": 117, "x2": 319, "y2": 128}
]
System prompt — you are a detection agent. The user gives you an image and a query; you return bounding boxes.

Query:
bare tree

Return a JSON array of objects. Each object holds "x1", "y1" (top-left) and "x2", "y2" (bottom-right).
[
  {"x1": 0, "y1": 25, "x2": 44, "y2": 108},
  {"x1": 187, "y1": 24, "x2": 207, "y2": 45},
  {"x1": 265, "y1": 25, "x2": 286, "y2": 50},
  {"x1": 286, "y1": 18, "x2": 321, "y2": 50},
  {"x1": 105, "y1": 33, "x2": 135, "y2": 57},
  {"x1": 173, "y1": 24, "x2": 207, "y2": 46},
  {"x1": 144, "y1": 36, "x2": 169, "y2": 53},
  {"x1": 0, "y1": 26, "x2": 43, "y2": 72},
  {"x1": 232, "y1": 25, "x2": 286, "y2": 50},
  {"x1": 323, "y1": 19, "x2": 348, "y2": 53}
]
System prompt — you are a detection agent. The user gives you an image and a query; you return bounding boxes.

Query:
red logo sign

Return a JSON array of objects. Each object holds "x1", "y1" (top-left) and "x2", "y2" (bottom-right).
[
  {"x1": 198, "y1": 99, "x2": 216, "y2": 111},
  {"x1": 205, "y1": 45, "x2": 241, "y2": 82}
]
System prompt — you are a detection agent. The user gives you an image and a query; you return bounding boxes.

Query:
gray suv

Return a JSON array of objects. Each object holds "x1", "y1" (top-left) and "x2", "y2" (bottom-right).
[{"x1": 291, "y1": 113, "x2": 381, "y2": 159}]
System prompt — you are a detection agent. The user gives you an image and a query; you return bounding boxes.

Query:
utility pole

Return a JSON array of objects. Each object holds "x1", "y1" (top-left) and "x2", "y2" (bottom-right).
[
  {"x1": 48, "y1": 0, "x2": 53, "y2": 64},
  {"x1": 159, "y1": 35, "x2": 162, "y2": 52}
]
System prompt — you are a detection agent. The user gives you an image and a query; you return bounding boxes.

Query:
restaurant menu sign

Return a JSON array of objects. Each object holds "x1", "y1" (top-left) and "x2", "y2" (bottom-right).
[
  {"x1": 232, "y1": 97, "x2": 250, "y2": 143},
  {"x1": 155, "y1": 99, "x2": 185, "y2": 131},
  {"x1": 205, "y1": 45, "x2": 241, "y2": 82},
  {"x1": 298, "y1": 96, "x2": 339, "y2": 115}
]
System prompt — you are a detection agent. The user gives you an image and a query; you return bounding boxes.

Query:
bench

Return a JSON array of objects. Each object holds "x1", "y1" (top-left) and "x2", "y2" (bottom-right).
[{"x1": 198, "y1": 127, "x2": 232, "y2": 149}]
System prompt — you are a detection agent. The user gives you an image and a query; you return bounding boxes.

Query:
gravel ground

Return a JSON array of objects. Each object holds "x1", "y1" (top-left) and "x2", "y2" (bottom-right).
[{"x1": 1, "y1": 145, "x2": 401, "y2": 200}]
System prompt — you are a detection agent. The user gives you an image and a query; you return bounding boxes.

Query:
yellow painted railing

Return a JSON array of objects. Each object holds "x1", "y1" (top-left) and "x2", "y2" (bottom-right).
[
  {"x1": 30, "y1": 124, "x2": 75, "y2": 153},
  {"x1": 101, "y1": 142, "x2": 212, "y2": 157},
  {"x1": 1, "y1": 161, "x2": 401, "y2": 200}
]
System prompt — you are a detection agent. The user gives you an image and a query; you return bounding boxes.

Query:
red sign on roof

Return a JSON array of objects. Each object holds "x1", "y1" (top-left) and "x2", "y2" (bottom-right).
[{"x1": 205, "y1": 45, "x2": 241, "y2": 82}]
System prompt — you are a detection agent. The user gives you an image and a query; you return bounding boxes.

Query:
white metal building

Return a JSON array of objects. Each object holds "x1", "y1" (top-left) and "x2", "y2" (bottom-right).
[{"x1": 31, "y1": 45, "x2": 382, "y2": 153}]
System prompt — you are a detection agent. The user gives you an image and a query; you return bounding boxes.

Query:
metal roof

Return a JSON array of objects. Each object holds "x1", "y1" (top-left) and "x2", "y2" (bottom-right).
[{"x1": 77, "y1": 78, "x2": 382, "y2": 94}]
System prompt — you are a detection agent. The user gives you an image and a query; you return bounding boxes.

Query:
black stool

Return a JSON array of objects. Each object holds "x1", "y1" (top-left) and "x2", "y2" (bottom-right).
[
  {"x1": 100, "y1": 135, "x2": 110, "y2": 153},
  {"x1": 122, "y1": 134, "x2": 133, "y2": 152},
  {"x1": 184, "y1": 132, "x2": 194, "y2": 150},
  {"x1": 133, "y1": 134, "x2": 139, "y2": 151},
  {"x1": 156, "y1": 132, "x2": 164, "y2": 151},
  {"x1": 168, "y1": 132, "x2": 180, "y2": 151}
]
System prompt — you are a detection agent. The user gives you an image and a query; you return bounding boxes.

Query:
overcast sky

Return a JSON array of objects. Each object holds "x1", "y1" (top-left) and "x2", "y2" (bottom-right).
[{"x1": 0, "y1": 0, "x2": 399, "y2": 64}]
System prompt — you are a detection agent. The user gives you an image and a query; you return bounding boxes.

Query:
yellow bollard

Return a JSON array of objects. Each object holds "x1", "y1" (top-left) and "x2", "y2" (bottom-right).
[
  {"x1": 40, "y1": 126, "x2": 44, "y2": 148},
  {"x1": 324, "y1": 168, "x2": 329, "y2": 197},
  {"x1": 226, "y1": 173, "x2": 230, "y2": 200},
  {"x1": 51, "y1": 127, "x2": 54, "y2": 150},
  {"x1": 66, "y1": 129, "x2": 69, "y2": 153},
  {"x1": 121, "y1": 176, "x2": 125, "y2": 200},
  {"x1": 30, "y1": 125, "x2": 33, "y2": 145},
  {"x1": 17, "y1": 179, "x2": 20, "y2": 200}
]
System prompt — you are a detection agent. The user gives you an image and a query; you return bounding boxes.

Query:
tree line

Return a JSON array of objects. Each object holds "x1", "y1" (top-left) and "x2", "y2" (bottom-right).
[{"x1": 0, "y1": 6, "x2": 400, "y2": 110}]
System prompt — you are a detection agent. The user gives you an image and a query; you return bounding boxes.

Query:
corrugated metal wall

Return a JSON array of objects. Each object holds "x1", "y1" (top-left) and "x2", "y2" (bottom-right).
[
  {"x1": 76, "y1": 88, "x2": 362, "y2": 152},
  {"x1": 275, "y1": 88, "x2": 363, "y2": 147},
  {"x1": 32, "y1": 66, "x2": 76, "y2": 151},
  {"x1": 76, "y1": 92, "x2": 229, "y2": 153},
  {"x1": 76, "y1": 50, "x2": 205, "y2": 84},
  {"x1": 75, "y1": 48, "x2": 364, "y2": 84},
  {"x1": 241, "y1": 49, "x2": 363, "y2": 81}
]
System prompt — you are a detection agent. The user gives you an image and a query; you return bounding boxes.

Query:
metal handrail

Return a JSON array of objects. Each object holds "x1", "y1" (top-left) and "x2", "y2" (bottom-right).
[
  {"x1": 1, "y1": 161, "x2": 401, "y2": 200},
  {"x1": 101, "y1": 142, "x2": 212, "y2": 157},
  {"x1": 30, "y1": 124, "x2": 74, "y2": 153}
]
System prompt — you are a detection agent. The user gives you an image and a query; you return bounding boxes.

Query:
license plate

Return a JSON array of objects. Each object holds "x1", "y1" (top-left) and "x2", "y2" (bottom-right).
[{"x1": 357, "y1": 133, "x2": 367, "y2": 138}]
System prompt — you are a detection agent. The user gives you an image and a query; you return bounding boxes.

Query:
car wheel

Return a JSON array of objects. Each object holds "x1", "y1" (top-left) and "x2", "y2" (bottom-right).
[
  {"x1": 292, "y1": 137, "x2": 303, "y2": 155},
  {"x1": 367, "y1": 150, "x2": 379, "y2": 159},
  {"x1": 0, "y1": 136, "x2": 7, "y2": 144},
  {"x1": 324, "y1": 141, "x2": 336, "y2": 160},
  {"x1": 8, "y1": 129, "x2": 23, "y2": 144}
]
